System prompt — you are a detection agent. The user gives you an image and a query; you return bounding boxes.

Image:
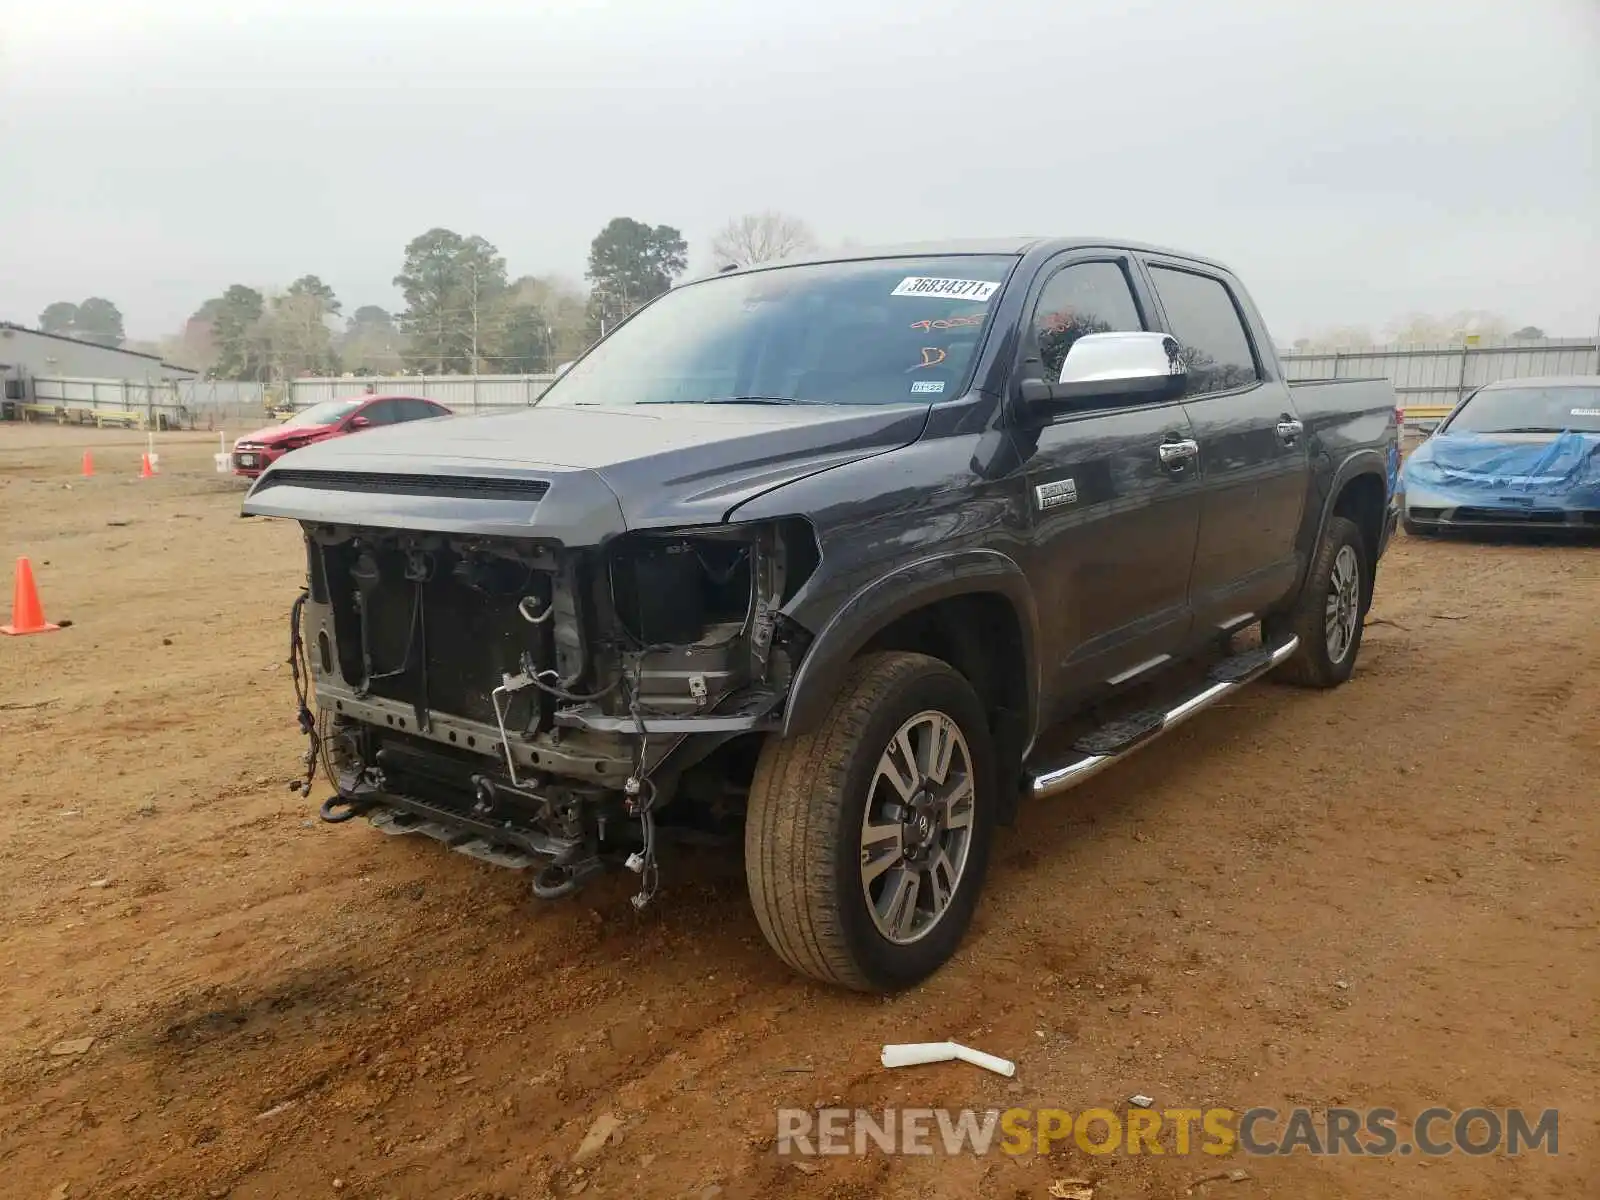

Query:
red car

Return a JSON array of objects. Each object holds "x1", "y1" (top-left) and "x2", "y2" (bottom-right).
[{"x1": 232, "y1": 394, "x2": 451, "y2": 479}]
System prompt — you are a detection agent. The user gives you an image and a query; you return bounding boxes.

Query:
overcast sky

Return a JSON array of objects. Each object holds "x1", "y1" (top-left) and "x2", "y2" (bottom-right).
[{"x1": 3, "y1": 0, "x2": 1597, "y2": 343}]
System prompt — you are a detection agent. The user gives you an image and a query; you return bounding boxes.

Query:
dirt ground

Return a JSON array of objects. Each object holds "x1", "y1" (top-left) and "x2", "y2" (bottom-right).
[{"x1": 1, "y1": 424, "x2": 1595, "y2": 1200}]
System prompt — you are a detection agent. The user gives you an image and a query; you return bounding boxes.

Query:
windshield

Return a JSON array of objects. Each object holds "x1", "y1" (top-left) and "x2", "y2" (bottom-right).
[
  {"x1": 287, "y1": 398, "x2": 365, "y2": 427},
  {"x1": 1445, "y1": 385, "x2": 1600, "y2": 435},
  {"x1": 540, "y1": 255, "x2": 1017, "y2": 408}
]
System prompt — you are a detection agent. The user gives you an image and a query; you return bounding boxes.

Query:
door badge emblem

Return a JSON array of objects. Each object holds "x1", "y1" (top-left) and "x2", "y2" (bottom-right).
[{"x1": 1034, "y1": 478, "x2": 1079, "y2": 511}]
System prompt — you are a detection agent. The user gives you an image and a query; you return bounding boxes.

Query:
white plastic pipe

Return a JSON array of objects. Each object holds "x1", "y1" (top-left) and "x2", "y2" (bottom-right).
[{"x1": 881, "y1": 1041, "x2": 1016, "y2": 1077}]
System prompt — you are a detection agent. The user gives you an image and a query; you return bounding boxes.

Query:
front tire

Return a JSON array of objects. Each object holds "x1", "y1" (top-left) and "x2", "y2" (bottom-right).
[
  {"x1": 744, "y1": 652, "x2": 996, "y2": 992},
  {"x1": 1266, "y1": 514, "x2": 1368, "y2": 689}
]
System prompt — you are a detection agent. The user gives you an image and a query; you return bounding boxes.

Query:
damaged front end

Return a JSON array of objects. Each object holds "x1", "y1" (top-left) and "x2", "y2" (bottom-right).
[{"x1": 287, "y1": 517, "x2": 817, "y2": 903}]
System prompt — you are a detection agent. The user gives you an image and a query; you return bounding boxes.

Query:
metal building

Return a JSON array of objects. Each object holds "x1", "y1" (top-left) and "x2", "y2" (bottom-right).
[{"x1": 0, "y1": 322, "x2": 196, "y2": 386}]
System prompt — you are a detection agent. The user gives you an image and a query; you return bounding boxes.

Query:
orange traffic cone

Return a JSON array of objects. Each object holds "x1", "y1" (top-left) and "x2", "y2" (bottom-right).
[
  {"x1": 82, "y1": 450, "x2": 94, "y2": 477},
  {"x1": 139, "y1": 453, "x2": 154, "y2": 478},
  {"x1": 1, "y1": 557, "x2": 60, "y2": 636}
]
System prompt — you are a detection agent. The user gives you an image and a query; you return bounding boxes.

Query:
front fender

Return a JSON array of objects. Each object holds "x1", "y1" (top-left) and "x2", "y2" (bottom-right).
[{"x1": 780, "y1": 548, "x2": 1040, "y2": 740}]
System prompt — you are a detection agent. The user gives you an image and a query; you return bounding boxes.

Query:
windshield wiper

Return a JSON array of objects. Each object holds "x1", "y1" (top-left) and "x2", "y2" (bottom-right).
[
  {"x1": 565, "y1": 396, "x2": 828, "y2": 408},
  {"x1": 699, "y1": 395, "x2": 821, "y2": 406},
  {"x1": 1476, "y1": 426, "x2": 1566, "y2": 434}
]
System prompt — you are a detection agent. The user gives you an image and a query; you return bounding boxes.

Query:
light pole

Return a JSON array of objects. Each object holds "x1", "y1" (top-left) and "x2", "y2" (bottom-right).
[{"x1": 469, "y1": 270, "x2": 480, "y2": 375}]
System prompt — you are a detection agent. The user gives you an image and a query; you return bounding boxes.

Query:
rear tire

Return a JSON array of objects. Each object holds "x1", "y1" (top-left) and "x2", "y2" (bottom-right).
[
  {"x1": 1266, "y1": 515, "x2": 1368, "y2": 689},
  {"x1": 744, "y1": 652, "x2": 996, "y2": 992}
]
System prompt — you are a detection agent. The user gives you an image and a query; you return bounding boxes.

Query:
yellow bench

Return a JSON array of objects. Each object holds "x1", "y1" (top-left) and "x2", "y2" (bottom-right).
[
  {"x1": 1402, "y1": 404, "x2": 1456, "y2": 428},
  {"x1": 20, "y1": 403, "x2": 146, "y2": 428}
]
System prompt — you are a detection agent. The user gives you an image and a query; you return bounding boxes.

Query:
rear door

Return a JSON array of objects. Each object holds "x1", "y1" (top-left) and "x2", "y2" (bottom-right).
[
  {"x1": 395, "y1": 398, "x2": 449, "y2": 422},
  {"x1": 1005, "y1": 253, "x2": 1202, "y2": 723},
  {"x1": 1141, "y1": 260, "x2": 1308, "y2": 631},
  {"x1": 355, "y1": 398, "x2": 405, "y2": 428}
]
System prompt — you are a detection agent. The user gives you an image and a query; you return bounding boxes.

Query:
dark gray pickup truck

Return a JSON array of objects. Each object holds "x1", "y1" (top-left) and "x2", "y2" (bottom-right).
[{"x1": 245, "y1": 238, "x2": 1401, "y2": 992}]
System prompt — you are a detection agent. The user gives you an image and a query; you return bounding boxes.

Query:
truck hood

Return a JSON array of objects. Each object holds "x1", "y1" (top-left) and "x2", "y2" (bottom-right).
[{"x1": 241, "y1": 401, "x2": 929, "y2": 541}]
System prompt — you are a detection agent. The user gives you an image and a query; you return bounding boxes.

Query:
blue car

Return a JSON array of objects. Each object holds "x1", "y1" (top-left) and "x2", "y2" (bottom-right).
[{"x1": 1400, "y1": 375, "x2": 1600, "y2": 535}]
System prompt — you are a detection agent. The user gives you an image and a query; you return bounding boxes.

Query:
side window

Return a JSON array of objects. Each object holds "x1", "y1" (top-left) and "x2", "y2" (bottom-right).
[
  {"x1": 1146, "y1": 266, "x2": 1260, "y2": 397},
  {"x1": 1029, "y1": 261, "x2": 1145, "y2": 382},
  {"x1": 396, "y1": 399, "x2": 439, "y2": 421},
  {"x1": 359, "y1": 400, "x2": 400, "y2": 425}
]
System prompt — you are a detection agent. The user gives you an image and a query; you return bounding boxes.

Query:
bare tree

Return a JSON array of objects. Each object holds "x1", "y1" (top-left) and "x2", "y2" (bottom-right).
[
  {"x1": 340, "y1": 306, "x2": 405, "y2": 375},
  {"x1": 263, "y1": 284, "x2": 340, "y2": 379},
  {"x1": 710, "y1": 211, "x2": 817, "y2": 268},
  {"x1": 1295, "y1": 325, "x2": 1376, "y2": 351},
  {"x1": 1384, "y1": 311, "x2": 1511, "y2": 345},
  {"x1": 490, "y1": 275, "x2": 590, "y2": 371}
]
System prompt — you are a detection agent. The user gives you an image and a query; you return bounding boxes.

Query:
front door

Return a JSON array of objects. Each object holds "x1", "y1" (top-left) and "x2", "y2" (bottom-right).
[
  {"x1": 1005, "y1": 254, "x2": 1202, "y2": 729},
  {"x1": 1142, "y1": 262, "x2": 1309, "y2": 628}
]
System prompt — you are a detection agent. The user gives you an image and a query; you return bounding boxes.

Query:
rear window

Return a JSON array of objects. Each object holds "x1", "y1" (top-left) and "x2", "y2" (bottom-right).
[
  {"x1": 1147, "y1": 266, "x2": 1260, "y2": 398},
  {"x1": 1445, "y1": 385, "x2": 1600, "y2": 435},
  {"x1": 398, "y1": 398, "x2": 446, "y2": 420},
  {"x1": 540, "y1": 255, "x2": 1018, "y2": 408}
]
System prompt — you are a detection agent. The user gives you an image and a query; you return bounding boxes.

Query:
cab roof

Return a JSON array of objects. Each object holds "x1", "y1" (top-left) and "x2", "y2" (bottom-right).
[{"x1": 692, "y1": 237, "x2": 1234, "y2": 282}]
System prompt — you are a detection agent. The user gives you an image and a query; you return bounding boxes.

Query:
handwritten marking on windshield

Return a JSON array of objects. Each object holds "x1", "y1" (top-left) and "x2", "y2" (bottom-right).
[
  {"x1": 909, "y1": 315, "x2": 985, "y2": 333},
  {"x1": 908, "y1": 347, "x2": 948, "y2": 371}
]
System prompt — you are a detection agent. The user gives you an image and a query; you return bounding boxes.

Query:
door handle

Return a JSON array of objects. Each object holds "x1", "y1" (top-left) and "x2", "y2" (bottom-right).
[
  {"x1": 1158, "y1": 438, "x2": 1199, "y2": 468},
  {"x1": 1276, "y1": 417, "x2": 1304, "y2": 444}
]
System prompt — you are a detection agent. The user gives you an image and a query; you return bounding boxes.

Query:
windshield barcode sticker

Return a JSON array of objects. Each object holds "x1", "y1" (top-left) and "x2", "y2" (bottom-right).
[
  {"x1": 891, "y1": 277, "x2": 999, "y2": 302},
  {"x1": 1571, "y1": 408, "x2": 1600, "y2": 417}
]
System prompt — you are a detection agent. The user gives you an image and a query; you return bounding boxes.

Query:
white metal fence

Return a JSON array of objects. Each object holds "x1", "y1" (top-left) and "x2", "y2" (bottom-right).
[
  {"x1": 287, "y1": 374, "x2": 557, "y2": 411},
  {"x1": 1280, "y1": 336, "x2": 1600, "y2": 413},
  {"x1": 31, "y1": 376, "x2": 173, "y2": 412},
  {"x1": 20, "y1": 377, "x2": 264, "y2": 429},
  {"x1": 176, "y1": 379, "x2": 271, "y2": 424},
  {"x1": 15, "y1": 337, "x2": 1598, "y2": 432},
  {"x1": 13, "y1": 373, "x2": 558, "y2": 428}
]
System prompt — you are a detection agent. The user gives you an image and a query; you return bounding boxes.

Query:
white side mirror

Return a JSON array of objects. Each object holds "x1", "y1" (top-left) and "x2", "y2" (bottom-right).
[
  {"x1": 1020, "y1": 331, "x2": 1186, "y2": 407},
  {"x1": 1057, "y1": 331, "x2": 1184, "y2": 386}
]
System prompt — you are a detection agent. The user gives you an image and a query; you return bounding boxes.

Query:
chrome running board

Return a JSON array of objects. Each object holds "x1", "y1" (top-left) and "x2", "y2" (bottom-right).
[{"x1": 1028, "y1": 635, "x2": 1299, "y2": 800}]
